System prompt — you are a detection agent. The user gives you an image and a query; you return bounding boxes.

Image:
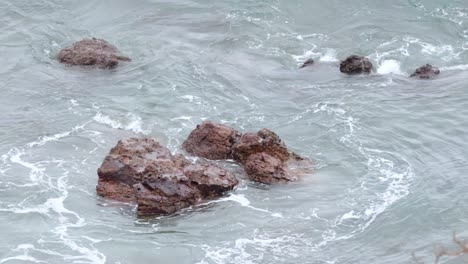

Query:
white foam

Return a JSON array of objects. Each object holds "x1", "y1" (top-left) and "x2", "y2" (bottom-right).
[
  {"x1": 206, "y1": 194, "x2": 283, "y2": 218},
  {"x1": 93, "y1": 112, "x2": 149, "y2": 134},
  {"x1": 319, "y1": 49, "x2": 339, "y2": 62},
  {"x1": 377, "y1": 60, "x2": 405, "y2": 75},
  {"x1": 440, "y1": 64, "x2": 468, "y2": 71}
]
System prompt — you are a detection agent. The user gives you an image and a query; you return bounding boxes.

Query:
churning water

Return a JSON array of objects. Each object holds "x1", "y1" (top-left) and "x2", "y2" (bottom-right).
[{"x1": 1, "y1": 0, "x2": 468, "y2": 263}]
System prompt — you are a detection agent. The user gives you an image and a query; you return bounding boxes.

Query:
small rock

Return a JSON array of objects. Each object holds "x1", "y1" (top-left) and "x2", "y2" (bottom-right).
[
  {"x1": 339, "y1": 55, "x2": 373, "y2": 74},
  {"x1": 299, "y1": 58, "x2": 315, "y2": 68},
  {"x1": 58, "y1": 38, "x2": 131, "y2": 69},
  {"x1": 410, "y1": 64, "x2": 440, "y2": 79},
  {"x1": 182, "y1": 121, "x2": 242, "y2": 160}
]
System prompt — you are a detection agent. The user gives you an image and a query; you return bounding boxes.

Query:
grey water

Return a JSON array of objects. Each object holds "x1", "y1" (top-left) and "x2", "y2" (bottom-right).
[{"x1": 1, "y1": 0, "x2": 468, "y2": 263}]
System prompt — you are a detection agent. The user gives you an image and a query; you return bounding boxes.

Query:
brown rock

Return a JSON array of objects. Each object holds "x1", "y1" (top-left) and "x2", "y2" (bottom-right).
[
  {"x1": 243, "y1": 152, "x2": 296, "y2": 184},
  {"x1": 135, "y1": 175, "x2": 200, "y2": 216},
  {"x1": 339, "y1": 55, "x2": 373, "y2": 74},
  {"x1": 410, "y1": 64, "x2": 440, "y2": 79},
  {"x1": 97, "y1": 137, "x2": 238, "y2": 216},
  {"x1": 182, "y1": 121, "x2": 242, "y2": 160},
  {"x1": 183, "y1": 164, "x2": 238, "y2": 198},
  {"x1": 232, "y1": 128, "x2": 290, "y2": 164},
  {"x1": 57, "y1": 38, "x2": 131, "y2": 69}
]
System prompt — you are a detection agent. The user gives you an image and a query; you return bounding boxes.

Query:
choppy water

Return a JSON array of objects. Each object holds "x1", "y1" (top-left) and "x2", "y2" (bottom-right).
[{"x1": 1, "y1": 0, "x2": 468, "y2": 263}]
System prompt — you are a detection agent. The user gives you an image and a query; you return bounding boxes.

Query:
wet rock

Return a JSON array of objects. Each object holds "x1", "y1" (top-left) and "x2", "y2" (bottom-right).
[
  {"x1": 182, "y1": 121, "x2": 242, "y2": 160},
  {"x1": 184, "y1": 122, "x2": 311, "y2": 185},
  {"x1": 410, "y1": 64, "x2": 440, "y2": 79},
  {"x1": 339, "y1": 55, "x2": 373, "y2": 74},
  {"x1": 97, "y1": 137, "x2": 238, "y2": 216},
  {"x1": 135, "y1": 175, "x2": 200, "y2": 216},
  {"x1": 243, "y1": 152, "x2": 295, "y2": 184},
  {"x1": 183, "y1": 164, "x2": 239, "y2": 198},
  {"x1": 58, "y1": 38, "x2": 131, "y2": 69},
  {"x1": 232, "y1": 128, "x2": 290, "y2": 164},
  {"x1": 299, "y1": 58, "x2": 315, "y2": 68}
]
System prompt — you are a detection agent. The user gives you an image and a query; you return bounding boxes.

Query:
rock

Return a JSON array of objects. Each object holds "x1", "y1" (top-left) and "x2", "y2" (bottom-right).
[
  {"x1": 183, "y1": 164, "x2": 239, "y2": 198},
  {"x1": 97, "y1": 137, "x2": 238, "y2": 216},
  {"x1": 232, "y1": 128, "x2": 290, "y2": 164},
  {"x1": 410, "y1": 64, "x2": 440, "y2": 79},
  {"x1": 339, "y1": 55, "x2": 373, "y2": 74},
  {"x1": 57, "y1": 38, "x2": 131, "y2": 69},
  {"x1": 182, "y1": 121, "x2": 242, "y2": 160},
  {"x1": 299, "y1": 58, "x2": 315, "y2": 68},
  {"x1": 243, "y1": 152, "x2": 296, "y2": 184},
  {"x1": 183, "y1": 122, "x2": 311, "y2": 185},
  {"x1": 135, "y1": 174, "x2": 201, "y2": 216}
]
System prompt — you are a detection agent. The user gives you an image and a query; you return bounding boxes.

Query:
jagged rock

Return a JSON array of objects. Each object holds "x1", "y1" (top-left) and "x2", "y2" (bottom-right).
[
  {"x1": 339, "y1": 55, "x2": 373, "y2": 74},
  {"x1": 232, "y1": 128, "x2": 290, "y2": 164},
  {"x1": 182, "y1": 121, "x2": 242, "y2": 160},
  {"x1": 97, "y1": 137, "x2": 238, "y2": 216},
  {"x1": 243, "y1": 152, "x2": 295, "y2": 184},
  {"x1": 183, "y1": 122, "x2": 312, "y2": 185},
  {"x1": 410, "y1": 64, "x2": 440, "y2": 79},
  {"x1": 299, "y1": 58, "x2": 315, "y2": 68},
  {"x1": 183, "y1": 164, "x2": 239, "y2": 198},
  {"x1": 58, "y1": 38, "x2": 131, "y2": 69}
]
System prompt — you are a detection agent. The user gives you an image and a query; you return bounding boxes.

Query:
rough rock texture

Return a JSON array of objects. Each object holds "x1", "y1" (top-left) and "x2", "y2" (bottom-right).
[
  {"x1": 232, "y1": 128, "x2": 290, "y2": 164},
  {"x1": 410, "y1": 64, "x2": 440, "y2": 79},
  {"x1": 183, "y1": 122, "x2": 312, "y2": 185},
  {"x1": 299, "y1": 58, "x2": 315, "y2": 69},
  {"x1": 339, "y1": 55, "x2": 373, "y2": 74},
  {"x1": 243, "y1": 153, "x2": 295, "y2": 184},
  {"x1": 58, "y1": 38, "x2": 131, "y2": 69},
  {"x1": 97, "y1": 137, "x2": 238, "y2": 216},
  {"x1": 182, "y1": 121, "x2": 242, "y2": 160}
]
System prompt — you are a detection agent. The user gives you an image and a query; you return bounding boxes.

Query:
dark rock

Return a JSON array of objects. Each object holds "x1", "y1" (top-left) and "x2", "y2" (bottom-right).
[
  {"x1": 299, "y1": 58, "x2": 315, "y2": 68},
  {"x1": 339, "y1": 55, "x2": 373, "y2": 74},
  {"x1": 57, "y1": 38, "x2": 131, "y2": 69},
  {"x1": 410, "y1": 64, "x2": 440, "y2": 79},
  {"x1": 182, "y1": 121, "x2": 242, "y2": 160},
  {"x1": 97, "y1": 137, "x2": 238, "y2": 216},
  {"x1": 232, "y1": 128, "x2": 290, "y2": 164}
]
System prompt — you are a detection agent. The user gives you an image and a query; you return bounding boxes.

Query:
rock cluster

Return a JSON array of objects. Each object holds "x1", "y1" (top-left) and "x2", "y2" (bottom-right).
[
  {"x1": 183, "y1": 121, "x2": 309, "y2": 184},
  {"x1": 58, "y1": 38, "x2": 131, "y2": 69},
  {"x1": 96, "y1": 137, "x2": 237, "y2": 216},
  {"x1": 301, "y1": 55, "x2": 441, "y2": 78}
]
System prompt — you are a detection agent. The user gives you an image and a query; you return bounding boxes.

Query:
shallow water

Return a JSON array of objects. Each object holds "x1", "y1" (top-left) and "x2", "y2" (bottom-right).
[{"x1": 1, "y1": 0, "x2": 468, "y2": 263}]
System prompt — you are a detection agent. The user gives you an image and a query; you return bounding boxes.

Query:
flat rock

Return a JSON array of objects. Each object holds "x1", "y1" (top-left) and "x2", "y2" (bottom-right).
[
  {"x1": 182, "y1": 121, "x2": 242, "y2": 160},
  {"x1": 58, "y1": 38, "x2": 131, "y2": 69},
  {"x1": 339, "y1": 55, "x2": 373, "y2": 74}
]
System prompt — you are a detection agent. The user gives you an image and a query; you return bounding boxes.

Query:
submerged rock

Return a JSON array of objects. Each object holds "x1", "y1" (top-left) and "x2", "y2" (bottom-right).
[
  {"x1": 410, "y1": 64, "x2": 440, "y2": 79},
  {"x1": 182, "y1": 121, "x2": 242, "y2": 160},
  {"x1": 97, "y1": 137, "x2": 238, "y2": 216},
  {"x1": 58, "y1": 38, "x2": 131, "y2": 69},
  {"x1": 339, "y1": 55, "x2": 373, "y2": 74},
  {"x1": 299, "y1": 58, "x2": 315, "y2": 68}
]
